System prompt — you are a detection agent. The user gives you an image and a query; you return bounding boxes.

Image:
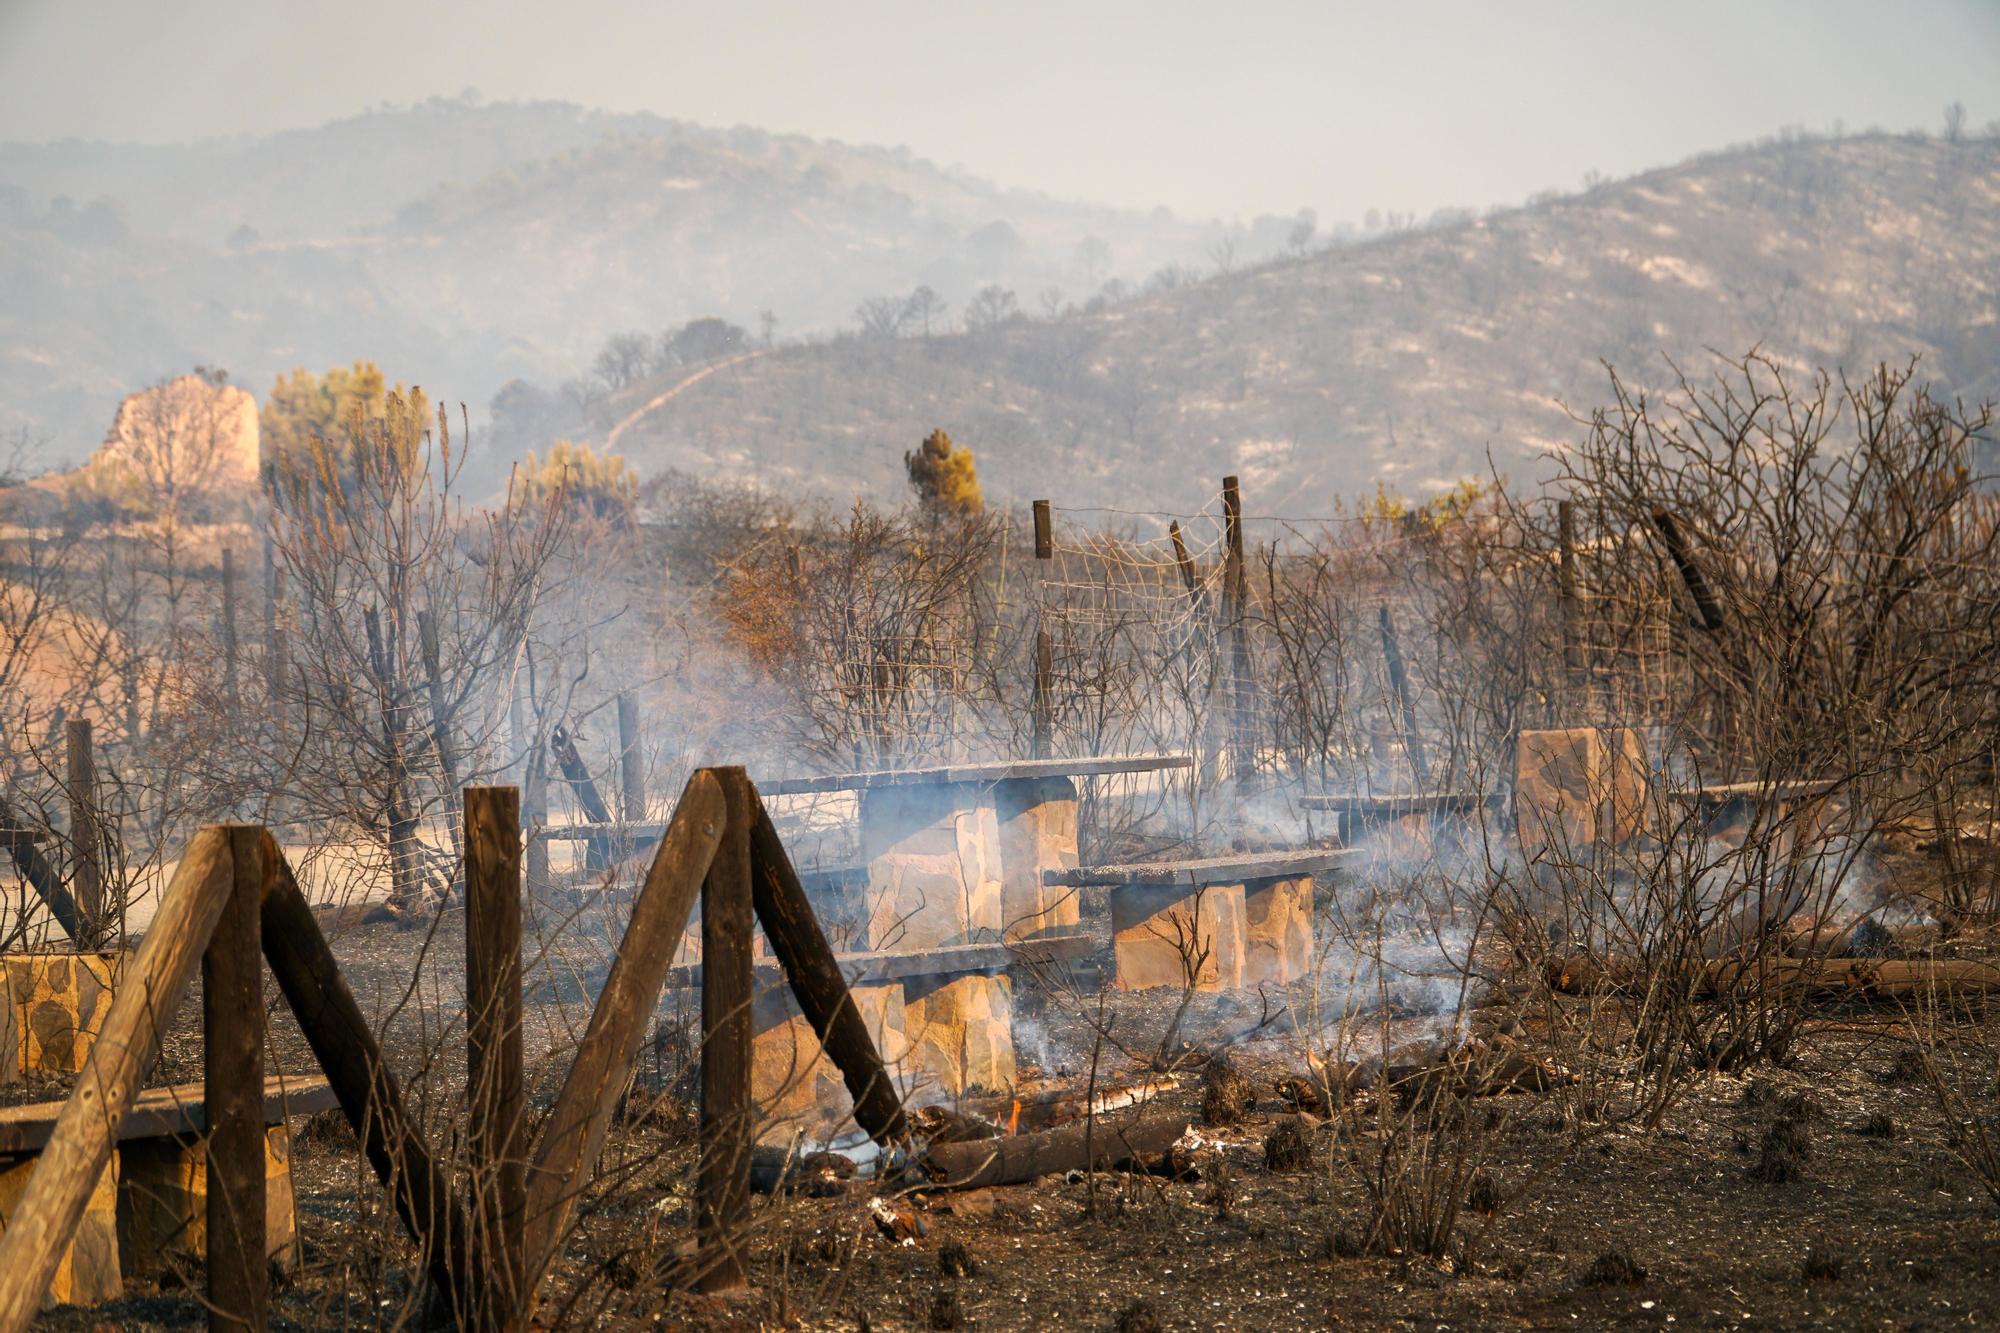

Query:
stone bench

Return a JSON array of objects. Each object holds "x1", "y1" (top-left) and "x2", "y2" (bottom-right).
[
  {"x1": 1049, "y1": 850, "x2": 1356, "y2": 991},
  {"x1": 670, "y1": 936, "x2": 1094, "y2": 1138},
  {"x1": 762, "y1": 754, "x2": 1191, "y2": 953},
  {"x1": 0, "y1": 1075, "x2": 338, "y2": 1306},
  {"x1": 1300, "y1": 791, "x2": 1507, "y2": 847}
]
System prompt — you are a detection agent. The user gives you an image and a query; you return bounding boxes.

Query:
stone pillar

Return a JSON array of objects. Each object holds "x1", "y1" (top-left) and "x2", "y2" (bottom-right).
[
  {"x1": 858, "y1": 785, "x2": 1002, "y2": 950},
  {"x1": 6, "y1": 951, "x2": 125, "y2": 1078},
  {"x1": 1109, "y1": 882, "x2": 1247, "y2": 991},
  {"x1": 1515, "y1": 727, "x2": 1649, "y2": 858},
  {"x1": 902, "y1": 971, "x2": 1016, "y2": 1097},
  {"x1": 749, "y1": 981, "x2": 909, "y2": 1143},
  {"x1": 993, "y1": 777, "x2": 1081, "y2": 940},
  {"x1": 1243, "y1": 875, "x2": 1313, "y2": 984},
  {"x1": 0, "y1": 1152, "x2": 120, "y2": 1306},
  {"x1": 116, "y1": 1126, "x2": 299, "y2": 1278}
]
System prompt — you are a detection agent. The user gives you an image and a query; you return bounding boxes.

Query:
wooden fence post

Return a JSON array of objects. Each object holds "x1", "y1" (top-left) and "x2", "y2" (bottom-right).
[
  {"x1": 521, "y1": 771, "x2": 725, "y2": 1290},
  {"x1": 1558, "y1": 499, "x2": 1579, "y2": 713},
  {"x1": 465, "y1": 788, "x2": 525, "y2": 1330},
  {"x1": 697, "y1": 767, "x2": 754, "y2": 1292},
  {"x1": 1378, "y1": 604, "x2": 1430, "y2": 789},
  {"x1": 1032, "y1": 630, "x2": 1054, "y2": 759},
  {"x1": 616, "y1": 692, "x2": 644, "y2": 826},
  {"x1": 65, "y1": 718, "x2": 102, "y2": 941},
  {"x1": 1222, "y1": 476, "x2": 1256, "y2": 787},
  {"x1": 1169, "y1": 520, "x2": 1199, "y2": 601},
  {"x1": 1032, "y1": 502, "x2": 1054, "y2": 757},
  {"x1": 221, "y1": 547, "x2": 240, "y2": 712},
  {"x1": 206, "y1": 827, "x2": 269, "y2": 1332},
  {"x1": 513, "y1": 695, "x2": 550, "y2": 893},
  {"x1": 0, "y1": 827, "x2": 235, "y2": 1332}
]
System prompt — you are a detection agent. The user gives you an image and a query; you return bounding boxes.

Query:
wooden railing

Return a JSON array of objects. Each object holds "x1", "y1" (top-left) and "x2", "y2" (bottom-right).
[{"x1": 0, "y1": 766, "x2": 908, "y2": 1332}]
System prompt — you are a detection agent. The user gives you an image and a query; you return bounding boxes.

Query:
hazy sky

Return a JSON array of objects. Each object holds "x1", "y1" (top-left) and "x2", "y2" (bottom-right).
[{"x1": 1, "y1": 0, "x2": 1996, "y2": 220}]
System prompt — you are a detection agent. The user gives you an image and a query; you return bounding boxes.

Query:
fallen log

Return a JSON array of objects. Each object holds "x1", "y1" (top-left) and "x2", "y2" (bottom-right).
[
  {"x1": 1781, "y1": 918, "x2": 1940, "y2": 959},
  {"x1": 1707, "y1": 956, "x2": 2000, "y2": 998},
  {"x1": 1542, "y1": 950, "x2": 2000, "y2": 1000},
  {"x1": 921, "y1": 1113, "x2": 1191, "y2": 1189}
]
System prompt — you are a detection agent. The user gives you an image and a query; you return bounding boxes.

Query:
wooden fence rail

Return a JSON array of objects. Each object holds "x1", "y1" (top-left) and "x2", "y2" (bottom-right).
[{"x1": 0, "y1": 768, "x2": 910, "y2": 1330}]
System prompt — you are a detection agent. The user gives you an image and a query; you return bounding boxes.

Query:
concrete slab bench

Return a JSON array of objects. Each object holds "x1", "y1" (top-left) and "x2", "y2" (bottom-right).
[
  {"x1": 763, "y1": 753, "x2": 1192, "y2": 951},
  {"x1": 670, "y1": 935, "x2": 1096, "y2": 1138},
  {"x1": 0, "y1": 1074, "x2": 337, "y2": 1307},
  {"x1": 1051, "y1": 850, "x2": 1358, "y2": 991}
]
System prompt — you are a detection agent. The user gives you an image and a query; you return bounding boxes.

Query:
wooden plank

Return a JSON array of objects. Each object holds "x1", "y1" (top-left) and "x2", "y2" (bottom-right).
[
  {"x1": 0, "y1": 795, "x2": 84, "y2": 944},
  {"x1": 206, "y1": 826, "x2": 269, "y2": 1331},
  {"x1": 664, "y1": 934, "x2": 1095, "y2": 990},
  {"x1": 0, "y1": 1078, "x2": 338, "y2": 1155},
  {"x1": 1032, "y1": 500, "x2": 1052, "y2": 560},
  {"x1": 1665, "y1": 779, "x2": 1837, "y2": 804},
  {"x1": 1650, "y1": 507, "x2": 1726, "y2": 632},
  {"x1": 1047, "y1": 849, "x2": 1357, "y2": 888},
  {"x1": 1299, "y1": 791, "x2": 1505, "y2": 815},
  {"x1": 0, "y1": 825, "x2": 235, "y2": 1333},
  {"x1": 549, "y1": 722, "x2": 613, "y2": 871},
  {"x1": 759, "y1": 752, "x2": 1193, "y2": 796},
  {"x1": 520, "y1": 770, "x2": 725, "y2": 1292},
  {"x1": 65, "y1": 719, "x2": 103, "y2": 939},
  {"x1": 697, "y1": 767, "x2": 753, "y2": 1292},
  {"x1": 259, "y1": 851, "x2": 476, "y2": 1317},
  {"x1": 464, "y1": 787, "x2": 525, "y2": 1330},
  {"x1": 745, "y1": 791, "x2": 907, "y2": 1145}
]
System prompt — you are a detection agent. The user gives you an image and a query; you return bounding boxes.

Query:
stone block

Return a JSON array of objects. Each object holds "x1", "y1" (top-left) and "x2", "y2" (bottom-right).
[
  {"x1": 903, "y1": 972, "x2": 1015, "y2": 1097},
  {"x1": 1110, "y1": 882, "x2": 1246, "y2": 991},
  {"x1": 994, "y1": 777, "x2": 1081, "y2": 940},
  {"x1": 1243, "y1": 875, "x2": 1313, "y2": 984},
  {"x1": 116, "y1": 1126, "x2": 298, "y2": 1278},
  {"x1": 0, "y1": 1151, "x2": 120, "y2": 1307},
  {"x1": 749, "y1": 982, "x2": 909, "y2": 1143},
  {"x1": 859, "y1": 784, "x2": 1002, "y2": 950},
  {"x1": 6, "y1": 952, "x2": 124, "y2": 1077},
  {"x1": 1515, "y1": 728, "x2": 1649, "y2": 857}
]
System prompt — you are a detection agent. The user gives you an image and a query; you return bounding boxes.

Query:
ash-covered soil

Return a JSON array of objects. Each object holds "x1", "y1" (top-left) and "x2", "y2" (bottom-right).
[{"x1": 21, "y1": 899, "x2": 2000, "y2": 1331}]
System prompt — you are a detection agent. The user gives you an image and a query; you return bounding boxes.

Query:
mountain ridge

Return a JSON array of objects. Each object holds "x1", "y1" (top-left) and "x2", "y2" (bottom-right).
[{"x1": 580, "y1": 132, "x2": 2000, "y2": 515}]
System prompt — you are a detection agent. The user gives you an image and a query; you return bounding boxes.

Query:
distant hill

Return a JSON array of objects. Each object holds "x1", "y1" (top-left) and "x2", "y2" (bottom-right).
[
  {"x1": 0, "y1": 97, "x2": 1213, "y2": 468},
  {"x1": 589, "y1": 134, "x2": 2000, "y2": 515}
]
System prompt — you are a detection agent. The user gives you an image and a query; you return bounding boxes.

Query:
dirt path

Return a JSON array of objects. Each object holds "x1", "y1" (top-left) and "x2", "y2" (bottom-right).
[{"x1": 603, "y1": 348, "x2": 769, "y2": 450}]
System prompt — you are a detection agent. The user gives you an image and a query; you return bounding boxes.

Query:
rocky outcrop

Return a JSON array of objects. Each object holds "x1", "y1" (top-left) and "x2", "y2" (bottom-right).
[{"x1": 80, "y1": 375, "x2": 260, "y2": 510}]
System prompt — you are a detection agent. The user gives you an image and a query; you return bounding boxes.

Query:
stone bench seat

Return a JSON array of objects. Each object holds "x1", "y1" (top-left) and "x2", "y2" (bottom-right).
[
  {"x1": 1044, "y1": 848, "x2": 1357, "y2": 888},
  {"x1": 0, "y1": 1075, "x2": 337, "y2": 1307},
  {"x1": 1051, "y1": 851, "x2": 1357, "y2": 991},
  {"x1": 669, "y1": 936, "x2": 1095, "y2": 1138}
]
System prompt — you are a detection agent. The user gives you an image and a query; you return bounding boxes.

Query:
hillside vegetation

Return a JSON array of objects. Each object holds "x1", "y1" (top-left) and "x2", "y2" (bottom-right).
[
  {"x1": 591, "y1": 133, "x2": 2000, "y2": 514},
  {"x1": 0, "y1": 97, "x2": 1210, "y2": 465}
]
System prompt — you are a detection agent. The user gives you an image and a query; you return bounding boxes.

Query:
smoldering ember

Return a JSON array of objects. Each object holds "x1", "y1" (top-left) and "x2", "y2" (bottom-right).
[{"x1": 0, "y1": 14, "x2": 1998, "y2": 1332}]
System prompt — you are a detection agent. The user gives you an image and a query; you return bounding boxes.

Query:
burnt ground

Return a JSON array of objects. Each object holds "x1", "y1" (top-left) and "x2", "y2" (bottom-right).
[{"x1": 20, "y1": 900, "x2": 2000, "y2": 1332}]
